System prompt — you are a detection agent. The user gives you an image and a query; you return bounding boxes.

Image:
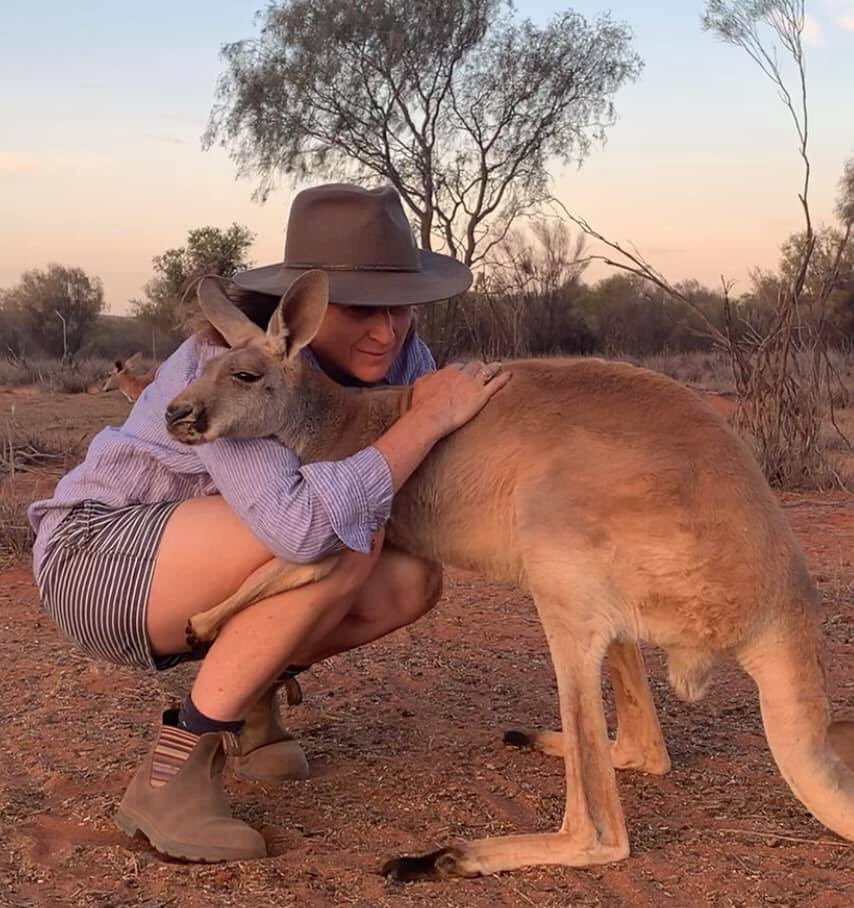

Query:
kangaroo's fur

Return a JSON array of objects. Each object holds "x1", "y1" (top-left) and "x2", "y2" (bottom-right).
[
  {"x1": 102, "y1": 353, "x2": 156, "y2": 402},
  {"x1": 164, "y1": 273, "x2": 854, "y2": 880}
]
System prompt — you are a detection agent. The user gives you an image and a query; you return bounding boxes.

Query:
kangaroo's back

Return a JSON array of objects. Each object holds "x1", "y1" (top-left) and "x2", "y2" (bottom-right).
[
  {"x1": 388, "y1": 357, "x2": 759, "y2": 536},
  {"x1": 389, "y1": 357, "x2": 801, "y2": 638}
]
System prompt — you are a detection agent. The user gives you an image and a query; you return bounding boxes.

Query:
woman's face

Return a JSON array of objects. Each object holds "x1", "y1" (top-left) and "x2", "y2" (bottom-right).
[{"x1": 309, "y1": 303, "x2": 414, "y2": 384}]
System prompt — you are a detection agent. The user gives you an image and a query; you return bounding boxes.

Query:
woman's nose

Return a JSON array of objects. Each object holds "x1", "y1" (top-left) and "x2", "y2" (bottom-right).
[{"x1": 368, "y1": 308, "x2": 396, "y2": 344}]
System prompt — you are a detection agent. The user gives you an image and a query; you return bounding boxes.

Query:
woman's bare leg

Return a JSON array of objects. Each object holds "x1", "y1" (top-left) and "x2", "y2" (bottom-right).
[
  {"x1": 146, "y1": 496, "x2": 441, "y2": 719},
  {"x1": 290, "y1": 546, "x2": 443, "y2": 665},
  {"x1": 189, "y1": 553, "x2": 381, "y2": 719}
]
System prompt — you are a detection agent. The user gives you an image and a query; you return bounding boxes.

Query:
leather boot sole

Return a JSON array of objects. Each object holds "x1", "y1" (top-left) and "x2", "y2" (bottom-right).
[{"x1": 115, "y1": 805, "x2": 267, "y2": 862}]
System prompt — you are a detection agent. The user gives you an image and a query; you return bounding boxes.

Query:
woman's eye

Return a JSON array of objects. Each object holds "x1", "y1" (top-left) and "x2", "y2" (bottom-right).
[{"x1": 233, "y1": 371, "x2": 262, "y2": 383}]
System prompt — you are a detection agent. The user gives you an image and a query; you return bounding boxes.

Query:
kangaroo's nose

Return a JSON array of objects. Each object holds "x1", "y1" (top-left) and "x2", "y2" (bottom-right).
[{"x1": 165, "y1": 401, "x2": 195, "y2": 426}]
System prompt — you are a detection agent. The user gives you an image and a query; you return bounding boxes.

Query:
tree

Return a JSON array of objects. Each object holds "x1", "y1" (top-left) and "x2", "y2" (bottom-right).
[
  {"x1": 1, "y1": 264, "x2": 105, "y2": 359},
  {"x1": 561, "y1": 1, "x2": 853, "y2": 488},
  {"x1": 777, "y1": 226, "x2": 854, "y2": 345},
  {"x1": 414, "y1": 219, "x2": 593, "y2": 359},
  {"x1": 483, "y1": 220, "x2": 592, "y2": 355},
  {"x1": 204, "y1": 0, "x2": 642, "y2": 270},
  {"x1": 0, "y1": 300, "x2": 32, "y2": 356},
  {"x1": 130, "y1": 224, "x2": 254, "y2": 333},
  {"x1": 580, "y1": 274, "x2": 665, "y2": 355},
  {"x1": 576, "y1": 274, "x2": 722, "y2": 355}
]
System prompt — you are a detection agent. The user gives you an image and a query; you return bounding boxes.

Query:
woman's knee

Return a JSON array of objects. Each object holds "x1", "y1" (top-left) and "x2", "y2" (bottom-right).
[{"x1": 364, "y1": 553, "x2": 443, "y2": 626}]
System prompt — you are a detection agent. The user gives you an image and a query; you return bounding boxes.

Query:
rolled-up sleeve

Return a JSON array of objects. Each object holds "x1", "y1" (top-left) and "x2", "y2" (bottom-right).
[{"x1": 196, "y1": 437, "x2": 393, "y2": 563}]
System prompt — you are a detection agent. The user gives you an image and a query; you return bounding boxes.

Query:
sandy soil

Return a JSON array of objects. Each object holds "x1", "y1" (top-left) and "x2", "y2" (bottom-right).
[{"x1": 1, "y1": 389, "x2": 852, "y2": 907}]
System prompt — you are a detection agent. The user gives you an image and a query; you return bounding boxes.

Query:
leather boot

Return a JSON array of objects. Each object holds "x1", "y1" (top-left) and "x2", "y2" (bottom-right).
[
  {"x1": 115, "y1": 709, "x2": 267, "y2": 862},
  {"x1": 231, "y1": 682, "x2": 310, "y2": 782}
]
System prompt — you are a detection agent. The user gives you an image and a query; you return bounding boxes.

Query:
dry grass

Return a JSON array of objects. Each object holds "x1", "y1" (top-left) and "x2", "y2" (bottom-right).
[
  {"x1": 0, "y1": 420, "x2": 81, "y2": 559},
  {"x1": 0, "y1": 355, "x2": 114, "y2": 393},
  {"x1": 822, "y1": 405, "x2": 854, "y2": 487},
  {"x1": 634, "y1": 348, "x2": 853, "y2": 397},
  {"x1": 0, "y1": 487, "x2": 35, "y2": 560},
  {"x1": 632, "y1": 350, "x2": 736, "y2": 392},
  {"x1": 0, "y1": 423, "x2": 77, "y2": 478}
]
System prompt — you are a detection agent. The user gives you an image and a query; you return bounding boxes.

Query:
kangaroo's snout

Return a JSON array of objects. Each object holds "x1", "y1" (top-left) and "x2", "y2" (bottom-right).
[
  {"x1": 165, "y1": 401, "x2": 194, "y2": 425},
  {"x1": 165, "y1": 399, "x2": 209, "y2": 442}
]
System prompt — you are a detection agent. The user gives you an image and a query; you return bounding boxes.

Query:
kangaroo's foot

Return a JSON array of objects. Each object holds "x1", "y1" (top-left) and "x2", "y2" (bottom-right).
[{"x1": 382, "y1": 832, "x2": 629, "y2": 881}]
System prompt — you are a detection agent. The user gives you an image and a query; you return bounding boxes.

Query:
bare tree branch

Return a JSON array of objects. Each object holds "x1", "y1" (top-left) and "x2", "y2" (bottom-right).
[{"x1": 205, "y1": 0, "x2": 642, "y2": 271}]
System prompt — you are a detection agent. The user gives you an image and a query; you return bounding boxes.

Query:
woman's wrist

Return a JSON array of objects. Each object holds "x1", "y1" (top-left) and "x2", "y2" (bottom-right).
[{"x1": 400, "y1": 404, "x2": 451, "y2": 441}]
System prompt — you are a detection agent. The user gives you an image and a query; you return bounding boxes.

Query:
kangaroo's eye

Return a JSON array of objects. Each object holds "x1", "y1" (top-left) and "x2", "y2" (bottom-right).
[{"x1": 233, "y1": 371, "x2": 262, "y2": 383}]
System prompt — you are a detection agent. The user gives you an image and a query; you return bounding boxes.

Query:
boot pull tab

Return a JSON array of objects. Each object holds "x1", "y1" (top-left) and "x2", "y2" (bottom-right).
[
  {"x1": 282, "y1": 675, "x2": 304, "y2": 706},
  {"x1": 221, "y1": 731, "x2": 242, "y2": 756}
]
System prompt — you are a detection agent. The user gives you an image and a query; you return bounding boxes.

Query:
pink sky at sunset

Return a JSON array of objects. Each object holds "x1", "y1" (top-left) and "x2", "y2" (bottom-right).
[{"x1": 2, "y1": 1, "x2": 852, "y2": 313}]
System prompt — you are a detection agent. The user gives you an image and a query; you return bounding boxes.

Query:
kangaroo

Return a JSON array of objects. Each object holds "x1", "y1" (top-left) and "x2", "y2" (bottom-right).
[
  {"x1": 165, "y1": 272, "x2": 854, "y2": 881},
  {"x1": 102, "y1": 353, "x2": 157, "y2": 402}
]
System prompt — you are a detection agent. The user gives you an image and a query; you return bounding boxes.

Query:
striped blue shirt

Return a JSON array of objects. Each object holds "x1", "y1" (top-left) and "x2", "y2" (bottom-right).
[{"x1": 28, "y1": 332, "x2": 435, "y2": 577}]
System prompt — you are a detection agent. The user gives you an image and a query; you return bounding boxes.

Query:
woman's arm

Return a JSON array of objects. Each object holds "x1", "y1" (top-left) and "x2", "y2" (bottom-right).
[
  {"x1": 194, "y1": 361, "x2": 507, "y2": 562},
  {"x1": 196, "y1": 438, "x2": 391, "y2": 563},
  {"x1": 374, "y1": 360, "x2": 509, "y2": 492}
]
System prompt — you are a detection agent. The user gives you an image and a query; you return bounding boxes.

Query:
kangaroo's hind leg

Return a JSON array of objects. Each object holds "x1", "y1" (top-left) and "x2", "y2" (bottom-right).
[
  {"x1": 608, "y1": 640, "x2": 671, "y2": 773},
  {"x1": 505, "y1": 639, "x2": 671, "y2": 775},
  {"x1": 384, "y1": 577, "x2": 630, "y2": 880}
]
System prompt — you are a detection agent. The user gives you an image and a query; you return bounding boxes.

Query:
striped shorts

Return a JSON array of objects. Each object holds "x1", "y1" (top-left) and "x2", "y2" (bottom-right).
[{"x1": 36, "y1": 500, "x2": 185, "y2": 670}]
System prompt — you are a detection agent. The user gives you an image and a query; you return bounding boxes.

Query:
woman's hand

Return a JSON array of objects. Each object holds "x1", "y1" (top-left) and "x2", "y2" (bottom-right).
[
  {"x1": 373, "y1": 362, "x2": 510, "y2": 494},
  {"x1": 410, "y1": 361, "x2": 510, "y2": 437}
]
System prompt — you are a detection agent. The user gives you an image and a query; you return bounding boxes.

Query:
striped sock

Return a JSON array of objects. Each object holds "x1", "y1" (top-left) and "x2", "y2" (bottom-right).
[{"x1": 149, "y1": 711, "x2": 201, "y2": 788}]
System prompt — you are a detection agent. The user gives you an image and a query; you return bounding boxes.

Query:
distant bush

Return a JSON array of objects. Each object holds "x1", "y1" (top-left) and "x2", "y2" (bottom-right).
[
  {"x1": 631, "y1": 351, "x2": 735, "y2": 392},
  {"x1": 0, "y1": 356, "x2": 42, "y2": 386},
  {"x1": 0, "y1": 355, "x2": 114, "y2": 393},
  {"x1": 0, "y1": 305, "x2": 180, "y2": 366},
  {"x1": 47, "y1": 358, "x2": 116, "y2": 393},
  {"x1": 1, "y1": 263, "x2": 105, "y2": 358},
  {"x1": 82, "y1": 314, "x2": 180, "y2": 360}
]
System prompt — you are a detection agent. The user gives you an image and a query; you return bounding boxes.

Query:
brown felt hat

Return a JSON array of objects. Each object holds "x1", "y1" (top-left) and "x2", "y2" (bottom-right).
[{"x1": 232, "y1": 183, "x2": 472, "y2": 306}]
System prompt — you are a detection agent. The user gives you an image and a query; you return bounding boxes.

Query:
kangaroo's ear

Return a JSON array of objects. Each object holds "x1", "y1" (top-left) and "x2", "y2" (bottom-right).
[
  {"x1": 267, "y1": 270, "x2": 329, "y2": 360},
  {"x1": 197, "y1": 276, "x2": 265, "y2": 349}
]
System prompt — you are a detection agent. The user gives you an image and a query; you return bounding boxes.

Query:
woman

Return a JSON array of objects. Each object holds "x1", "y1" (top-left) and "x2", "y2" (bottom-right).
[{"x1": 28, "y1": 184, "x2": 507, "y2": 862}]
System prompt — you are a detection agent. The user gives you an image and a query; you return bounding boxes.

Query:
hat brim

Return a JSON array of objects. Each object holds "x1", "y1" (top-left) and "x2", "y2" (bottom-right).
[{"x1": 231, "y1": 250, "x2": 472, "y2": 306}]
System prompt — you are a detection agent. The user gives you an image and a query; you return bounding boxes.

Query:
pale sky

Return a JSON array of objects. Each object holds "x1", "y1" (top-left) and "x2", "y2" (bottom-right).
[{"x1": 1, "y1": 1, "x2": 852, "y2": 314}]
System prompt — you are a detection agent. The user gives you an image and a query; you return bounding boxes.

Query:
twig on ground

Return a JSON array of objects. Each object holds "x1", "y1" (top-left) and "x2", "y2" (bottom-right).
[{"x1": 717, "y1": 827, "x2": 853, "y2": 848}]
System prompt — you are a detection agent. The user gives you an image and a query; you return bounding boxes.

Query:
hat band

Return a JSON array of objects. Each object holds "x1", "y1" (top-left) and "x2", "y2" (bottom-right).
[{"x1": 285, "y1": 260, "x2": 422, "y2": 274}]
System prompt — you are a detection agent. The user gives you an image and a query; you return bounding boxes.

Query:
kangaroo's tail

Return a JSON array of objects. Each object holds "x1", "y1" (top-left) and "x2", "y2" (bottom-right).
[{"x1": 739, "y1": 606, "x2": 853, "y2": 841}]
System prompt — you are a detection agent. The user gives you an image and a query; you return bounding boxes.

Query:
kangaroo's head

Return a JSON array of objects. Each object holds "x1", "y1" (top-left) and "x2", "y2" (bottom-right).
[
  {"x1": 102, "y1": 362, "x2": 123, "y2": 393},
  {"x1": 165, "y1": 271, "x2": 329, "y2": 445},
  {"x1": 102, "y1": 352, "x2": 143, "y2": 392}
]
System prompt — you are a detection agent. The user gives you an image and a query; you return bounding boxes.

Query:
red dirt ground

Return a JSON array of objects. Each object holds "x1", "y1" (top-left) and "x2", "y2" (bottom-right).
[{"x1": 1, "y1": 389, "x2": 852, "y2": 907}]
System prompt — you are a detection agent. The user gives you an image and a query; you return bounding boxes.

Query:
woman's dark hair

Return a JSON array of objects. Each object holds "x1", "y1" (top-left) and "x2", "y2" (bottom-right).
[{"x1": 180, "y1": 276, "x2": 281, "y2": 347}]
